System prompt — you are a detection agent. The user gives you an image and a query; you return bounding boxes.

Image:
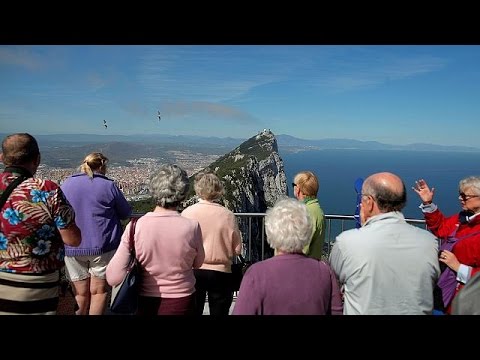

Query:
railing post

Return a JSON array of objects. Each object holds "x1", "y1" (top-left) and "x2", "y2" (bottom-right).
[
  {"x1": 248, "y1": 216, "x2": 252, "y2": 262},
  {"x1": 261, "y1": 216, "x2": 265, "y2": 260},
  {"x1": 327, "y1": 218, "x2": 332, "y2": 257}
]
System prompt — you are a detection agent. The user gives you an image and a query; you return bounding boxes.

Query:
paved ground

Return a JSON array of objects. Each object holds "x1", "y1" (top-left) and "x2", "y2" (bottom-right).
[
  {"x1": 56, "y1": 286, "x2": 77, "y2": 315},
  {"x1": 202, "y1": 299, "x2": 236, "y2": 315},
  {"x1": 58, "y1": 286, "x2": 237, "y2": 315}
]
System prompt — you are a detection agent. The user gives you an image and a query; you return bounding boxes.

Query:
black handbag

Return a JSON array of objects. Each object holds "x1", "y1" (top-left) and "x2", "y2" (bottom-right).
[
  {"x1": 231, "y1": 254, "x2": 251, "y2": 291},
  {"x1": 110, "y1": 217, "x2": 140, "y2": 314}
]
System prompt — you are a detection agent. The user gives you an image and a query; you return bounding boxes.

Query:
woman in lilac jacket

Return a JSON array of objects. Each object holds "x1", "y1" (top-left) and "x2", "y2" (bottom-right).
[{"x1": 61, "y1": 152, "x2": 131, "y2": 315}]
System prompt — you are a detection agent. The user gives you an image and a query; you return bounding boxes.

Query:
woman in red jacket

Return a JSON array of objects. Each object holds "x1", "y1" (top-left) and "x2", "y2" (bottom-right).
[{"x1": 413, "y1": 176, "x2": 480, "y2": 314}]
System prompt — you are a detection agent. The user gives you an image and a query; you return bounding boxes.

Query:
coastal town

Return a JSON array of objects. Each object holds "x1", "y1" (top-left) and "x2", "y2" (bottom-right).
[{"x1": 34, "y1": 151, "x2": 221, "y2": 201}]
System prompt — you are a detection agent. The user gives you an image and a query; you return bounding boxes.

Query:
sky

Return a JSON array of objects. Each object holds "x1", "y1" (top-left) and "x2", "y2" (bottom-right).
[{"x1": 1, "y1": 45, "x2": 479, "y2": 147}]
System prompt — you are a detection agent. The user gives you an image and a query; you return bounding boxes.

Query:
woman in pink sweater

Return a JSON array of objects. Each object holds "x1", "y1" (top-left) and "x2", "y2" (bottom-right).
[
  {"x1": 107, "y1": 164, "x2": 205, "y2": 315},
  {"x1": 182, "y1": 172, "x2": 242, "y2": 316}
]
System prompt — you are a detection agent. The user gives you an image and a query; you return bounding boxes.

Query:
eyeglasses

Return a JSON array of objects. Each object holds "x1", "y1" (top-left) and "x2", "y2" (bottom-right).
[
  {"x1": 292, "y1": 183, "x2": 297, "y2": 188},
  {"x1": 459, "y1": 192, "x2": 480, "y2": 201}
]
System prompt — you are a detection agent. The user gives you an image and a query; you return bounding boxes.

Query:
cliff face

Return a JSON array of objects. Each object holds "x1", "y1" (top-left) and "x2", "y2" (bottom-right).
[
  {"x1": 182, "y1": 130, "x2": 288, "y2": 261},
  {"x1": 184, "y1": 129, "x2": 288, "y2": 213}
]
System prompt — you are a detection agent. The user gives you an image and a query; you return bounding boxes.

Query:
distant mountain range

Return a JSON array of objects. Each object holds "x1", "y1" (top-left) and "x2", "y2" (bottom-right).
[
  {"x1": 23, "y1": 133, "x2": 243, "y2": 147},
  {"x1": 275, "y1": 135, "x2": 480, "y2": 152},
  {"x1": 1, "y1": 133, "x2": 478, "y2": 153}
]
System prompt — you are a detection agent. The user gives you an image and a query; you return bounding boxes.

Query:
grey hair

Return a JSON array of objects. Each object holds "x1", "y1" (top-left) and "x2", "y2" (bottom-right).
[
  {"x1": 149, "y1": 164, "x2": 189, "y2": 208},
  {"x1": 363, "y1": 176, "x2": 406, "y2": 212},
  {"x1": 265, "y1": 197, "x2": 312, "y2": 253},
  {"x1": 194, "y1": 172, "x2": 224, "y2": 201},
  {"x1": 459, "y1": 176, "x2": 480, "y2": 195}
]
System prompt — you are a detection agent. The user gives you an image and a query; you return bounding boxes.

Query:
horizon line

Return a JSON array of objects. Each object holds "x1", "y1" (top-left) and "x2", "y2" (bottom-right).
[{"x1": 0, "y1": 131, "x2": 478, "y2": 150}]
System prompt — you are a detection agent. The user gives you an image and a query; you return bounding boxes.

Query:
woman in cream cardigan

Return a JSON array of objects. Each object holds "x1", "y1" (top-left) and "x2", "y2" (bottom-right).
[{"x1": 182, "y1": 172, "x2": 242, "y2": 316}]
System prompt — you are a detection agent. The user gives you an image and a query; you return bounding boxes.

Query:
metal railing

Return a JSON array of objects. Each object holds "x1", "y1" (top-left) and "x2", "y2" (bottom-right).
[
  {"x1": 233, "y1": 213, "x2": 427, "y2": 261},
  {"x1": 130, "y1": 212, "x2": 427, "y2": 263}
]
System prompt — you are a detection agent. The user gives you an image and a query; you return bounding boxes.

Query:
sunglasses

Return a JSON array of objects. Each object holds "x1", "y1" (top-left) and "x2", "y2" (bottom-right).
[{"x1": 459, "y1": 192, "x2": 480, "y2": 201}]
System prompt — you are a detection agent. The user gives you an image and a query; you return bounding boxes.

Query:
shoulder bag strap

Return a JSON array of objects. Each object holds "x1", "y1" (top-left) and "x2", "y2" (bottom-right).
[
  {"x1": 456, "y1": 230, "x2": 480, "y2": 242},
  {"x1": 0, "y1": 175, "x2": 28, "y2": 209},
  {"x1": 128, "y1": 217, "x2": 139, "y2": 257}
]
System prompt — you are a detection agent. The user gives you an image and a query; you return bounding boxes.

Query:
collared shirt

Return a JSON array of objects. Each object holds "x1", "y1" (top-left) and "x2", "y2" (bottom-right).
[
  {"x1": 329, "y1": 212, "x2": 440, "y2": 315},
  {"x1": 0, "y1": 171, "x2": 76, "y2": 274}
]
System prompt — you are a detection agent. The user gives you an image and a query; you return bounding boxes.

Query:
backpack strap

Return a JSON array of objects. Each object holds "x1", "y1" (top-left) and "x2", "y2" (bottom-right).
[{"x1": 1, "y1": 166, "x2": 33, "y2": 210}]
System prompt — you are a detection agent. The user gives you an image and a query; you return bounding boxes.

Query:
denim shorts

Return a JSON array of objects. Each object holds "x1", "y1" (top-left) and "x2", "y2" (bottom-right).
[{"x1": 64, "y1": 249, "x2": 116, "y2": 282}]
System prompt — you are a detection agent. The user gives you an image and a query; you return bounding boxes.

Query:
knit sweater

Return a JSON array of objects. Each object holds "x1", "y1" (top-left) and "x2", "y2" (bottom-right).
[
  {"x1": 61, "y1": 173, "x2": 132, "y2": 256},
  {"x1": 181, "y1": 199, "x2": 242, "y2": 272}
]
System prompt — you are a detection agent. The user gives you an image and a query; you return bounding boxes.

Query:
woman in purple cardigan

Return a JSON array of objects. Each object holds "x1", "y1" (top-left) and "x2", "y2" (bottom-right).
[
  {"x1": 61, "y1": 152, "x2": 132, "y2": 315},
  {"x1": 233, "y1": 198, "x2": 343, "y2": 315}
]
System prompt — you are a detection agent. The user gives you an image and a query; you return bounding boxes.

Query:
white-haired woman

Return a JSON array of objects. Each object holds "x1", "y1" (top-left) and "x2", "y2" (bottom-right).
[
  {"x1": 61, "y1": 152, "x2": 131, "y2": 315},
  {"x1": 107, "y1": 164, "x2": 205, "y2": 315},
  {"x1": 232, "y1": 198, "x2": 343, "y2": 315},
  {"x1": 181, "y1": 172, "x2": 242, "y2": 316},
  {"x1": 414, "y1": 175, "x2": 480, "y2": 314}
]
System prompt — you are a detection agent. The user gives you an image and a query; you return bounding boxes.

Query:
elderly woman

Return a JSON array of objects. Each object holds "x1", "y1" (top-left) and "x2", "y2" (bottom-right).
[
  {"x1": 61, "y1": 152, "x2": 131, "y2": 315},
  {"x1": 107, "y1": 164, "x2": 205, "y2": 315},
  {"x1": 232, "y1": 198, "x2": 343, "y2": 315},
  {"x1": 414, "y1": 176, "x2": 480, "y2": 314},
  {"x1": 181, "y1": 172, "x2": 242, "y2": 316}
]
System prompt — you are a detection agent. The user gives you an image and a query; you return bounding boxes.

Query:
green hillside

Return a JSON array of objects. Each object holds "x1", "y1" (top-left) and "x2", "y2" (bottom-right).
[{"x1": 186, "y1": 133, "x2": 273, "y2": 200}]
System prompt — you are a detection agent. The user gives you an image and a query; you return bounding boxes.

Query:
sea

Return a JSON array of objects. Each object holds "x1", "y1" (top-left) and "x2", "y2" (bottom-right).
[{"x1": 281, "y1": 149, "x2": 480, "y2": 220}]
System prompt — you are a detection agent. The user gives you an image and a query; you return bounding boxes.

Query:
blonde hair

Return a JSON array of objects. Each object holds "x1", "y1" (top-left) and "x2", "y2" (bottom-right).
[
  {"x1": 293, "y1": 171, "x2": 319, "y2": 197},
  {"x1": 80, "y1": 152, "x2": 108, "y2": 178},
  {"x1": 194, "y1": 172, "x2": 225, "y2": 201}
]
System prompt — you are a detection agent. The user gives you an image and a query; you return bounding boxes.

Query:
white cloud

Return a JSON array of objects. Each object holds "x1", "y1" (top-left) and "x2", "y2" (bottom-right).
[
  {"x1": 136, "y1": 46, "x2": 286, "y2": 103},
  {"x1": 86, "y1": 72, "x2": 109, "y2": 91},
  {"x1": 317, "y1": 51, "x2": 447, "y2": 92},
  {"x1": 161, "y1": 100, "x2": 258, "y2": 124}
]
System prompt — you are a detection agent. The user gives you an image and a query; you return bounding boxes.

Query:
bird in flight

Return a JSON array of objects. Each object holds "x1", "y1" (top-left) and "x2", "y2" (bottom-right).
[
  {"x1": 103, "y1": 120, "x2": 107, "y2": 129},
  {"x1": 157, "y1": 111, "x2": 161, "y2": 122}
]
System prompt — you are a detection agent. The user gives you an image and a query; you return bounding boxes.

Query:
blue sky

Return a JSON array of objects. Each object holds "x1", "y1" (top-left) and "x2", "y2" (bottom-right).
[{"x1": 1, "y1": 45, "x2": 479, "y2": 147}]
